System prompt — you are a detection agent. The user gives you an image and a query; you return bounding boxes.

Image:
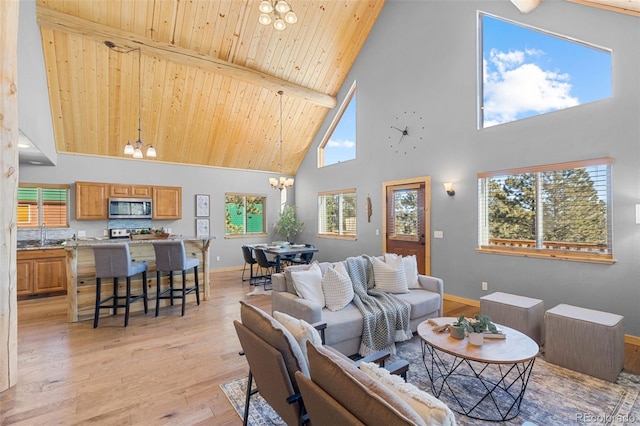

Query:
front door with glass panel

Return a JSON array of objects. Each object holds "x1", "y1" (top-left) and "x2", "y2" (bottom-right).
[{"x1": 383, "y1": 177, "x2": 431, "y2": 275}]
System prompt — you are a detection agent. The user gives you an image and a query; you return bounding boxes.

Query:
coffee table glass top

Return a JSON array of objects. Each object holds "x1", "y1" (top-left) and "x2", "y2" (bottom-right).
[{"x1": 418, "y1": 317, "x2": 540, "y2": 363}]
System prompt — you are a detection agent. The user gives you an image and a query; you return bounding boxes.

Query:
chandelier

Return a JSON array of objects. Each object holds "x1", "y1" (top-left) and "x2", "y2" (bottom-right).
[
  {"x1": 269, "y1": 91, "x2": 294, "y2": 190},
  {"x1": 258, "y1": 0, "x2": 298, "y2": 31},
  {"x1": 105, "y1": 41, "x2": 157, "y2": 159}
]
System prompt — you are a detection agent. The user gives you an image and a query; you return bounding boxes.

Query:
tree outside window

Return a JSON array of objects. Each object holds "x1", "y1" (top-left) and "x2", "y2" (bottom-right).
[
  {"x1": 318, "y1": 190, "x2": 356, "y2": 238},
  {"x1": 478, "y1": 159, "x2": 612, "y2": 263},
  {"x1": 225, "y1": 193, "x2": 266, "y2": 236}
]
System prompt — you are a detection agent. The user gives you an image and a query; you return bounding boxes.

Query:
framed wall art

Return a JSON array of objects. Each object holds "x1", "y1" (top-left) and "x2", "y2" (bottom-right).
[
  {"x1": 196, "y1": 218, "x2": 210, "y2": 238},
  {"x1": 196, "y1": 194, "x2": 210, "y2": 217}
]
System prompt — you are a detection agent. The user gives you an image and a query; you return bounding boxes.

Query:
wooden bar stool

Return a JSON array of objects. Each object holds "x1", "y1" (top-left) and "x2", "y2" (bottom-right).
[
  {"x1": 92, "y1": 243, "x2": 149, "y2": 328},
  {"x1": 153, "y1": 240, "x2": 200, "y2": 316}
]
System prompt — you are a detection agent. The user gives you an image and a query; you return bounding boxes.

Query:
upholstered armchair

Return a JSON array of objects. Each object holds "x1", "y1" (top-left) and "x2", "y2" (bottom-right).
[{"x1": 233, "y1": 301, "x2": 405, "y2": 425}]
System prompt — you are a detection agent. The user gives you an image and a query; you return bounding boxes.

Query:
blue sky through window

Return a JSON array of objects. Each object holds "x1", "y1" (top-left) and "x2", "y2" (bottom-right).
[
  {"x1": 481, "y1": 14, "x2": 612, "y2": 128},
  {"x1": 322, "y1": 92, "x2": 356, "y2": 166}
]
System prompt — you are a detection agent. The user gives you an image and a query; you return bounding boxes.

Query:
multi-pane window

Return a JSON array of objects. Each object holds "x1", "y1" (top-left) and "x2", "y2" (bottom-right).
[
  {"x1": 17, "y1": 184, "x2": 70, "y2": 228},
  {"x1": 318, "y1": 189, "x2": 356, "y2": 238},
  {"x1": 225, "y1": 193, "x2": 266, "y2": 236},
  {"x1": 318, "y1": 81, "x2": 356, "y2": 167},
  {"x1": 390, "y1": 187, "x2": 419, "y2": 241},
  {"x1": 478, "y1": 158, "x2": 613, "y2": 263},
  {"x1": 479, "y1": 13, "x2": 612, "y2": 128}
]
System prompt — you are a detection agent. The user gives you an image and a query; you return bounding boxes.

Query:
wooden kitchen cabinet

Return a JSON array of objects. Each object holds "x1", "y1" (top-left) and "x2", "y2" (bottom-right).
[
  {"x1": 153, "y1": 186, "x2": 182, "y2": 219},
  {"x1": 109, "y1": 184, "x2": 152, "y2": 198},
  {"x1": 75, "y1": 181, "x2": 109, "y2": 220},
  {"x1": 17, "y1": 249, "x2": 67, "y2": 297}
]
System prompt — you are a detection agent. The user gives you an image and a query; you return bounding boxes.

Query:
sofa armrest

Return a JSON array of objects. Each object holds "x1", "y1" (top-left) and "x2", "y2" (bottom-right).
[
  {"x1": 271, "y1": 272, "x2": 287, "y2": 292},
  {"x1": 418, "y1": 274, "x2": 444, "y2": 317},
  {"x1": 271, "y1": 290, "x2": 324, "y2": 324}
]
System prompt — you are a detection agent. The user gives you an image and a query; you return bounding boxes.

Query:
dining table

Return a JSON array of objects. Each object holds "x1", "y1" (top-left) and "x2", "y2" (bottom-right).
[{"x1": 249, "y1": 244, "x2": 319, "y2": 272}]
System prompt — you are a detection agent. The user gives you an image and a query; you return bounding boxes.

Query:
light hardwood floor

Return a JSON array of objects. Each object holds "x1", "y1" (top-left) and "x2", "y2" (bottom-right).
[{"x1": 3, "y1": 269, "x2": 639, "y2": 424}]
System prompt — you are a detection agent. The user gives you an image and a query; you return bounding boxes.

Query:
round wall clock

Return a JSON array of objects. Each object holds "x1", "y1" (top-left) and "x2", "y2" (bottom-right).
[{"x1": 387, "y1": 111, "x2": 425, "y2": 155}]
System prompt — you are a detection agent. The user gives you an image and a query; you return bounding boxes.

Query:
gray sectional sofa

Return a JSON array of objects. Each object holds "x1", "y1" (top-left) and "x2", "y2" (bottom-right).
[{"x1": 271, "y1": 259, "x2": 444, "y2": 356}]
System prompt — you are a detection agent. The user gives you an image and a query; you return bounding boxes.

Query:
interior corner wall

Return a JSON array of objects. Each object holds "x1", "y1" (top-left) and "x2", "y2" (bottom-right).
[{"x1": 292, "y1": 1, "x2": 640, "y2": 336}]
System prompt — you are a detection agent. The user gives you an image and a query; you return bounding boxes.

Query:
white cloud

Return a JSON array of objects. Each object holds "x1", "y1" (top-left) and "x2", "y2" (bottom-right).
[
  {"x1": 327, "y1": 139, "x2": 355, "y2": 149},
  {"x1": 483, "y1": 48, "x2": 579, "y2": 127}
]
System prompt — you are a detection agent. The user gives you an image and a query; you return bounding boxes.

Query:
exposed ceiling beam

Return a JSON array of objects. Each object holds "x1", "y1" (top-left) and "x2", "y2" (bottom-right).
[
  {"x1": 566, "y1": 0, "x2": 640, "y2": 17},
  {"x1": 36, "y1": 5, "x2": 337, "y2": 109}
]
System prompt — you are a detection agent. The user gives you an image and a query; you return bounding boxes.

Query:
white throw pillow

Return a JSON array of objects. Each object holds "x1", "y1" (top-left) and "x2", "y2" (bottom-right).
[
  {"x1": 291, "y1": 262, "x2": 325, "y2": 307},
  {"x1": 359, "y1": 362, "x2": 456, "y2": 426},
  {"x1": 273, "y1": 311, "x2": 323, "y2": 362},
  {"x1": 372, "y1": 255, "x2": 409, "y2": 294},
  {"x1": 384, "y1": 253, "x2": 419, "y2": 289},
  {"x1": 322, "y1": 264, "x2": 354, "y2": 312}
]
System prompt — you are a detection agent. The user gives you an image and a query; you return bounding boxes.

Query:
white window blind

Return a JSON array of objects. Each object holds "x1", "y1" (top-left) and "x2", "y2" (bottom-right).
[{"x1": 478, "y1": 158, "x2": 612, "y2": 259}]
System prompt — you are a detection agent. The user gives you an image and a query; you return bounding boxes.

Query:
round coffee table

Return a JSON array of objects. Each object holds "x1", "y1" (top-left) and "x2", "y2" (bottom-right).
[{"x1": 417, "y1": 317, "x2": 539, "y2": 422}]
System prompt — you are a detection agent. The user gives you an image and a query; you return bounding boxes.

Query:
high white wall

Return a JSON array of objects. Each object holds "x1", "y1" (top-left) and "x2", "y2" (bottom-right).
[{"x1": 293, "y1": 1, "x2": 640, "y2": 335}]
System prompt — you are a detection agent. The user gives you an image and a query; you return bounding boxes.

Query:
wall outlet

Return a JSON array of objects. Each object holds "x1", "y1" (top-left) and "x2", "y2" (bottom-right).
[
  {"x1": 216, "y1": 256, "x2": 220, "y2": 262},
  {"x1": 103, "y1": 230, "x2": 108, "y2": 237},
  {"x1": 434, "y1": 230, "x2": 444, "y2": 239},
  {"x1": 482, "y1": 281, "x2": 488, "y2": 291},
  {"x1": 376, "y1": 229, "x2": 380, "y2": 236},
  {"x1": 78, "y1": 230, "x2": 86, "y2": 237}
]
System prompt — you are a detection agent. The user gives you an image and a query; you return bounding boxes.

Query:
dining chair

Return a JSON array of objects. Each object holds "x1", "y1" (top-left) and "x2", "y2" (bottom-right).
[
  {"x1": 254, "y1": 248, "x2": 277, "y2": 289},
  {"x1": 288, "y1": 244, "x2": 315, "y2": 265},
  {"x1": 241, "y1": 245, "x2": 258, "y2": 284}
]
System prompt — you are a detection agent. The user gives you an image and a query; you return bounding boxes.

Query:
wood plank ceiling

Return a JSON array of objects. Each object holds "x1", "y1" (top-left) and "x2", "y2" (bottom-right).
[
  {"x1": 33, "y1": 0, "x2": 638, "y2": 173},
  {"x1": 35, "y1": 0, "x2": 385, "y2": 174}
]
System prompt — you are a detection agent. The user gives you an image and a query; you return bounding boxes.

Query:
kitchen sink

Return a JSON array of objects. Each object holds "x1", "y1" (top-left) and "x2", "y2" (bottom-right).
[{"x1": 17, "y1": 240, "x2": 66, "y2": 249}]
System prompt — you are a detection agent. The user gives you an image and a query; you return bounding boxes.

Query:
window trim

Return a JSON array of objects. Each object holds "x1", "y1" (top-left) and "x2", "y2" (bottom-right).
[
  {"x1": 317, "y1": 188, "x2": 357, "y2": 240},
  {"x1": 477, "y1": 158, "x2": 614, "y2": 264},
  {"x1": 224, "y1": 192, "x2": 268, "y2": 238},
  {"x1": 317, "y1": 80, "x2": 356, "y2": 167}
]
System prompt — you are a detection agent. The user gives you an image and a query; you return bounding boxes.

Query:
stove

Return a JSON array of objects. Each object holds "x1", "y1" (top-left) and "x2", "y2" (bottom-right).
[{"x1": 109, "y1": 228, "x2": 148, "y2": 239}]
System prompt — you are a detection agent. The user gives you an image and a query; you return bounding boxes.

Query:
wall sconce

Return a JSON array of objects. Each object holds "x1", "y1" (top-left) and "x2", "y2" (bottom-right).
[{"x1": 443, "y1": 182, "x2": 455, "y2": 196}]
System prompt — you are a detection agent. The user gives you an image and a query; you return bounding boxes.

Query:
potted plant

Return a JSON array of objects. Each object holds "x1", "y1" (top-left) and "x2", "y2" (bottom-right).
[
  {"x1": 274, "y1": 205, "x2": 304, "y2": 243},
  {"x1": 465, "y1": 314, "x2": 498, "y2": 346},
  {"x1": 450, "y1": 315, "x2": 468, "y2": 340}
]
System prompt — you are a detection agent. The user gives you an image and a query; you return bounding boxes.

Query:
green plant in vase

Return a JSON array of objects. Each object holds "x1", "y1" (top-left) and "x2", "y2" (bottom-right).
[
  {"x1": 465, "y1": 314, "x2": 497, "y2": 345},
  {"x1": 450, "y1": 315, "x2": 468, "y2": 340},
  {"x1": 274, "y1": 205, "x2": 304, "y2": 243}
]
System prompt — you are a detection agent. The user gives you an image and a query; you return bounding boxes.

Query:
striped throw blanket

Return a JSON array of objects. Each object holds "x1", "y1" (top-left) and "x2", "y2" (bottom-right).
[{"x1": 346, "y1": 255, "x2": 412, "y2": 356}]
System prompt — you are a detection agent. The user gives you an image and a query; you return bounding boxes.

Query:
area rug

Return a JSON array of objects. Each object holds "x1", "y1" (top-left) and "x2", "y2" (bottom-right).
[{"x1": 221, "y1": 335, "x2": 640, "y2": 425}]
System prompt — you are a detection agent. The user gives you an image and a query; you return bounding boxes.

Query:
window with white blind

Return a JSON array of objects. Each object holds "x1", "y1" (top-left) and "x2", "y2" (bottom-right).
[
  {"x1": 17, "y1": 184, "x2": 70, "y2": 228},
  {"x1": 318, "y1": 189, "x2": 357, "y2": 239},
  {"x1": 477, "y1": 158, "x2": 613, "y2": 263}
]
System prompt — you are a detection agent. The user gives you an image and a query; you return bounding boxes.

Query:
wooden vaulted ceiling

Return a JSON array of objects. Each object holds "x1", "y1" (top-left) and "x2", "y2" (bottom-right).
[
  {"x1": 34, "y1": 0, "x2": 639, "y2": 173},
  {"x1": 35, "y1": 0, "x2": 385, "y2": 174}
]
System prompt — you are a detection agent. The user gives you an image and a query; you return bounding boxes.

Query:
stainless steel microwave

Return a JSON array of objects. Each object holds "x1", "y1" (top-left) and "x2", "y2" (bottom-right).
[{"x1": 108, "y1": 198, "x2": 152, "y2": 219}]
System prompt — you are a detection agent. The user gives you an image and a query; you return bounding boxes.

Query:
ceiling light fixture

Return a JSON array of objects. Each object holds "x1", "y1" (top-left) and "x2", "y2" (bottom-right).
[
  {"x1": 258, "y1": 0, "x2": 297, "y2": 31},
  {"x1": 104, "y1": 41, "x2": 157, "y2": 159},
  {"x1": 270, "y1": 91, "x2": 294, "y2": 190},
  {"x1": 510, "y1": 0, "x2": 541, "y2": 13}
]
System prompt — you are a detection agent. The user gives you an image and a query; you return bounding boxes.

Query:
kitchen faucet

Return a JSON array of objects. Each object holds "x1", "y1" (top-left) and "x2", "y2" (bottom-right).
[{"x1": 40, "y1": 223, "x2": 46, "y2": 245}]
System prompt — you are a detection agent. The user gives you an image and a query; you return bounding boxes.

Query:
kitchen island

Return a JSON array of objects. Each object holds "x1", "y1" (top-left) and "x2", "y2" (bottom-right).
[{"x1": 63, "y1": 237, "x2": 213, "y2": 323}]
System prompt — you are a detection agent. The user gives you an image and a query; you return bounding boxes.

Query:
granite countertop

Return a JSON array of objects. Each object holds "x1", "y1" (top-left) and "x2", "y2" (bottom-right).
[
  {"x1": 17, "y1": 235, "x2": 215, "y2": 250},
  {"x1": 63, "y1": 235, "x2": 215, "y2": 247},
  {"x1": 17, "y1": 240, "x2": 67, "y2": 251}
]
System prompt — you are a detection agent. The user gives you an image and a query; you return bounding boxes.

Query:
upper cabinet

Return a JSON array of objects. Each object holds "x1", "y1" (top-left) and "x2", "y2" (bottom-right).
[
  {"x1": 153, "y1": 186, "x2": 182, "y2": 220},
  {"x1": 109, "y1": 184, "x2": 152, "y2": 198},
  {"x1": 75, "y1": 181, "x2": 109, "y2": 220},
  {"x1": 75, "y1": 182, "x2": 181, "y2": 220}
]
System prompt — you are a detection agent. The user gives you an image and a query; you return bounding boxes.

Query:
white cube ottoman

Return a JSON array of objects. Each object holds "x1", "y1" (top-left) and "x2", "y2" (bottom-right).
[
  {"x1": 545, "y1": 304, "x2": 624, "y2": 382},
  {"x1": 480, "y1": 292, "x2": 544, "y2": 345}
]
